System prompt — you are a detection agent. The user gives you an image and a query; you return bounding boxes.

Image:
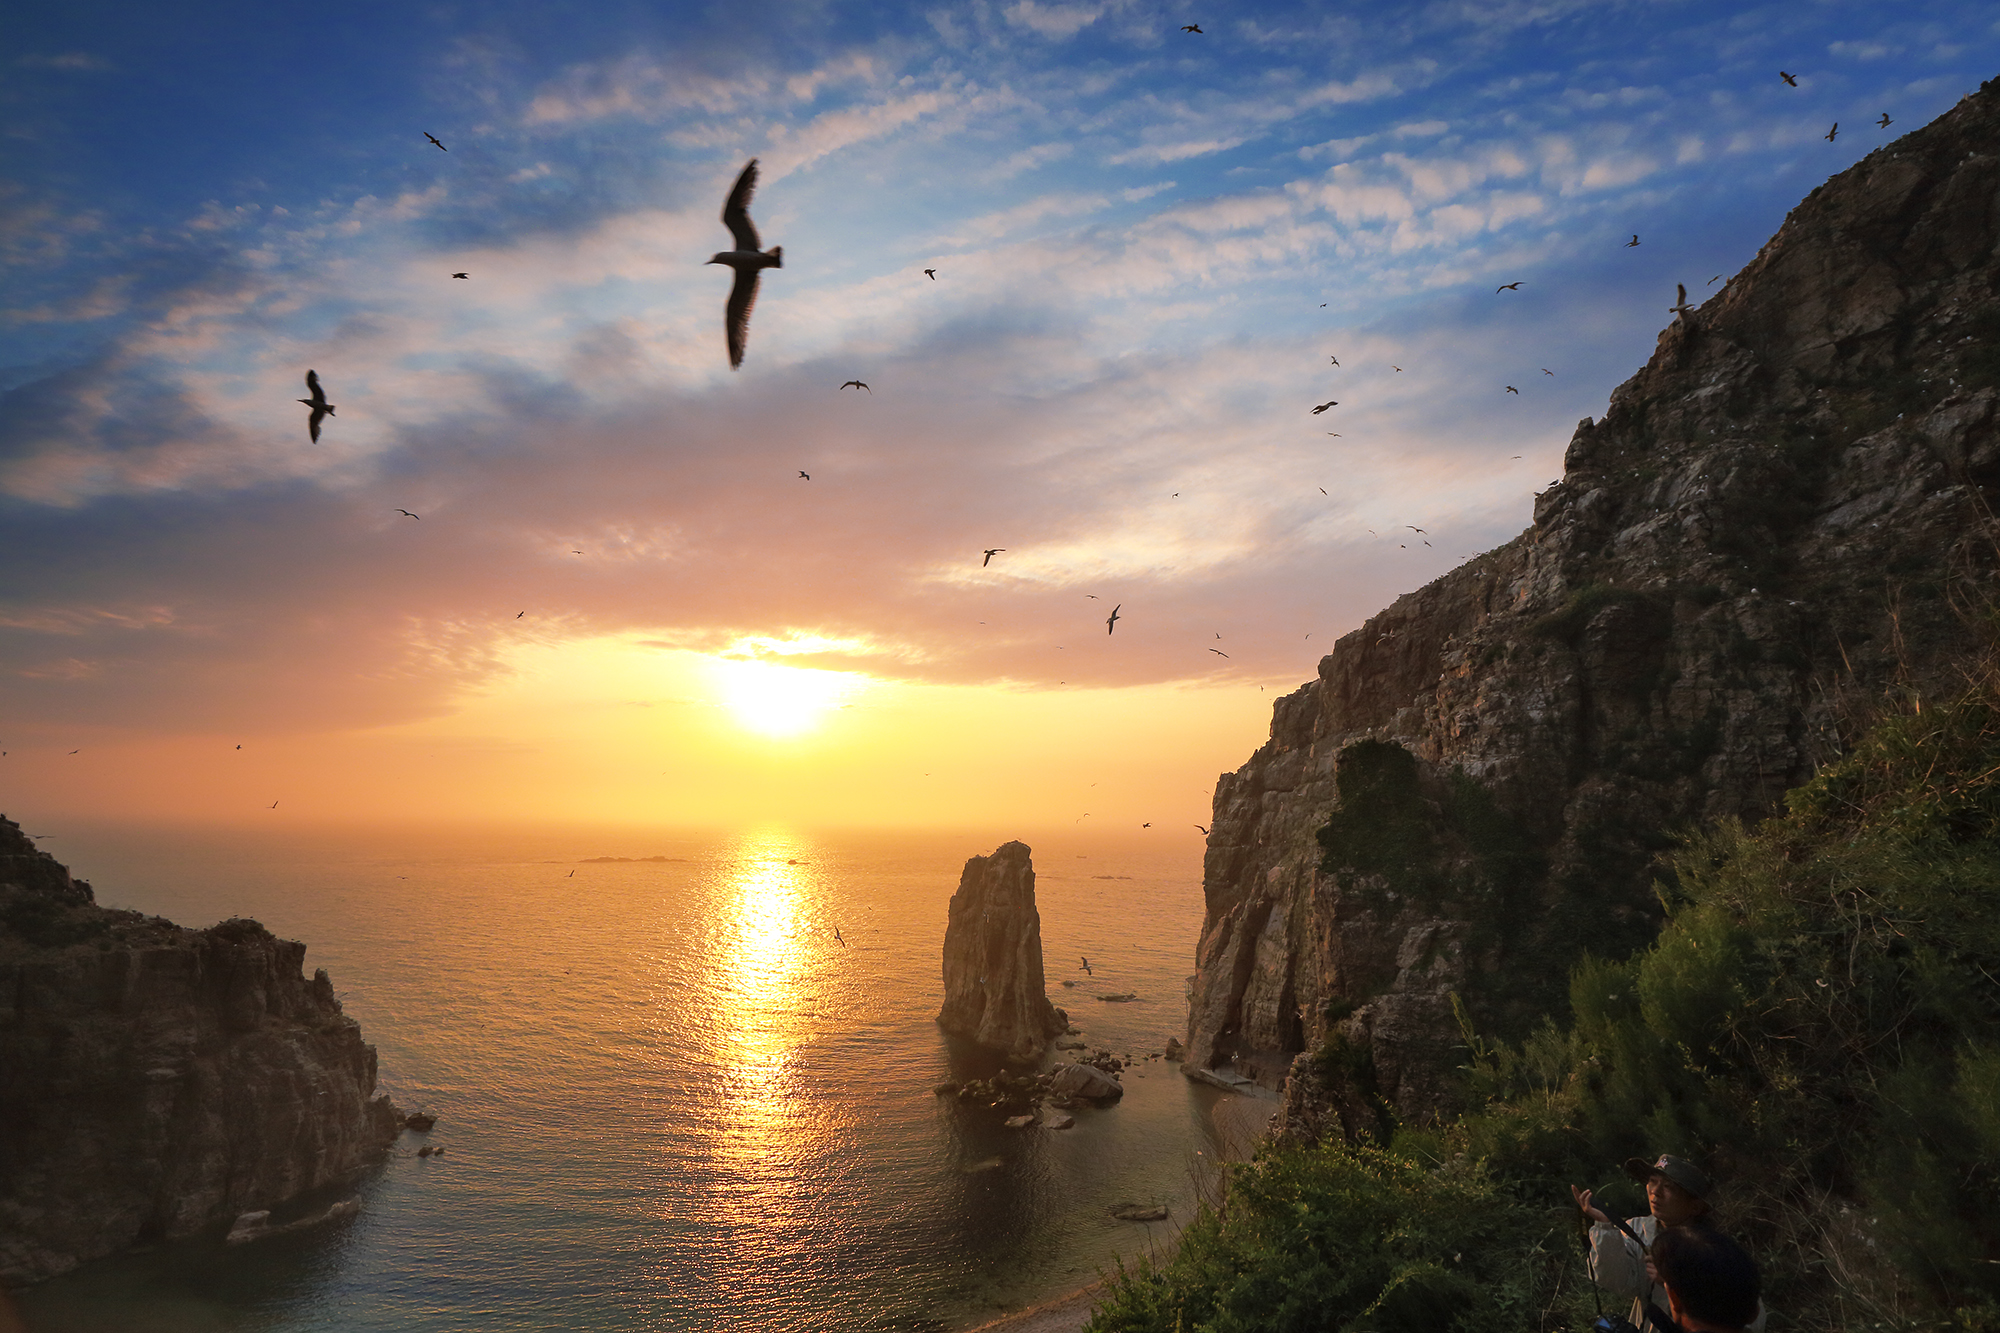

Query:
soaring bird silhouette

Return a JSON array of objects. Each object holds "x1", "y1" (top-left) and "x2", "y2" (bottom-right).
[
  {"x1": 1625, "y1": 234, "x2": 1640, "y2": 247},
  {"x1": 1081, "y1": 956, "x2": 1093, "y2": 975},
  {"x1": 1496, "y1": 281, "x2": 1522, "y2": 292},
  {"x1": 1670, "y1": 283, "x2": 1693, "y2": 315},
  {"x1": 840, "y1": 380, "x2": 870, "y2": 392},
  {"x1": 425, "y1": 132, "x2": 447, "y2": 150},
  {"x1": 1543, "y1": 368, "x2": 1555, "y2": 375},
  {"x1": 706, "y1": 160, "x2": 782, "y2": 369},
  {"x1": 298, "y1": 370, "x2": 335, "y2": 442},
  {"x1": 1193, "y1": 824, "x2": 1209, "y2": 835},
  {"x1": 1329, "y1": 355, "x2": 1339, "y2": 365},
  {"x1": 451, "y1": 272, "x2": 468, "y2": 279},
  {"x1": 1180, "y1": 23, "x2": 1201, "y2": 32},
  {"x1": 833, "y1": 927, "x2": 845, "y2": 947},
  {"x1": 1310, "y1": 400, "x2": 1338, "y2": 414},
  {"x1": 1505, "y1": 385, "x2": 1519, "y2": 394},
  {"x1": 1779, "y1": 71, "x2": 1798, "y2": 86},
  {"x1": 798, "y1": 471, "x2": 811, "y2": 480},
  {"x1": 1106, "y1": 604, "x2": 1122, "y2": 635},
  {"x1": 1878, "y1": 112, "x2": 1892, "y2": 128},
  {"x1": 982, "y1": 548, "x2": 1005, "y2": 566},
  {"x1": 1209, "y1": 648, "x2": 1229, "y2": 657},
  {"x1": 923, "y1": 269, "x2": 936, "y2": 280},
  {"x1": 396, "y1": 509, "x2": 420, "y2": 519},
  {"x1": 1825, "y1": 122, "x2": 1838, "y2": 142}
]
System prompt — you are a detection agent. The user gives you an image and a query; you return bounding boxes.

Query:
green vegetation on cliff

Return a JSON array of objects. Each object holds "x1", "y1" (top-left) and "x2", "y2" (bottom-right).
[{"x1": 1094, "y1": 657, "x2": 2000, "y2": 1332}]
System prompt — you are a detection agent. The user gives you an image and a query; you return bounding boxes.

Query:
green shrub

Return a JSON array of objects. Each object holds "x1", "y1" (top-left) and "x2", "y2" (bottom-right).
[{"x1": 1086, "y1": 1146, "x2": 1570, "y2": 1333}]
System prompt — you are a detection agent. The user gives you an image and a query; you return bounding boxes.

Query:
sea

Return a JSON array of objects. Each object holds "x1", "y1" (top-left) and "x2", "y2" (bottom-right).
[{"x1": 15, "y1": 823, "x2": 1241, "y2": 1333}]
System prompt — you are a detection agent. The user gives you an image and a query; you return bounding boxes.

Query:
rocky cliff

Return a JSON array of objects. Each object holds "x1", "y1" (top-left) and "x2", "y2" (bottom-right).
[
  {"x1": 0, "y1": 816, "x2": 403, "y2": 1283},
  {"x1": 1186, "y1": 78, "x2": 2000, "y2": 1138},
  {"x1": 938, "y1": 840, "x2": 1068, "y2": 1060}
]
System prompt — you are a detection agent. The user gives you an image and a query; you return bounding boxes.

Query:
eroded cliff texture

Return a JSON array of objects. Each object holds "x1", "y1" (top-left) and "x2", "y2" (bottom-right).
[
  {"x1": 938, "y1": 840, "x2": 1067, "y2": 1060},
  {"x1": 1186, "y1": 79, "x2": 2000, "y2": 1136},
  {"x1": 0, "y1": 816, "x2": 402, "y2": 1283}
]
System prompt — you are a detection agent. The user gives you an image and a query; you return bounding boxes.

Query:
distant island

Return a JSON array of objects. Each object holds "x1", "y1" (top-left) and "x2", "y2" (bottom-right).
[{"x1": 576, "y1": 856, "x2": 688, "y2": 863}]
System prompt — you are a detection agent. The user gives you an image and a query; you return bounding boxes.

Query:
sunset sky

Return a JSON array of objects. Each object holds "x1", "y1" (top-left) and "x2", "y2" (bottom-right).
[{"x1": 4, "y1": 0, "x2": 1996, "y2": 830}]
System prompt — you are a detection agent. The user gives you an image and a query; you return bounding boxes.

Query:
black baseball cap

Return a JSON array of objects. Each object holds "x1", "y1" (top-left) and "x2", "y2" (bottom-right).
[{"x1": 1625, "y1": 1153, "x2": 1712, "y2": 1201}]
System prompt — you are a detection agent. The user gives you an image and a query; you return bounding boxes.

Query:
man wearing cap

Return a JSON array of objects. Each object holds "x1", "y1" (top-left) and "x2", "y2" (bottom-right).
[{"x1": 1570, "y1": 1154, "x2": 1767, "y2": 1333}]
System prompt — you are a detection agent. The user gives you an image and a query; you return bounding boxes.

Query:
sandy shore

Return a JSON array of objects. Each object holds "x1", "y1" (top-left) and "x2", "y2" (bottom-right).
[
  {"x1": 960, "y1": 1281, "x2": 1107, "y2": 1333},
  {"x1": 959, "y1": 1084, "x2": 1279, "y2": 1333}
]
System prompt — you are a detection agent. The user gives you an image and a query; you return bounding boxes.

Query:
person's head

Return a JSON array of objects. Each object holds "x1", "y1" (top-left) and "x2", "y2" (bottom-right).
[
  {"x1": 1625, "y1": 1153, "x2": 1714, "y2": 1227},
  {"x1": 1650, "y1": 1225, "x2": 1760, "y2": 1333}
]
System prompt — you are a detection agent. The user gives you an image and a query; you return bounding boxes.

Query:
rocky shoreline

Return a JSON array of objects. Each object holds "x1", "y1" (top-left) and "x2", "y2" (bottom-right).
[{"x1": 0, "y1": 816, "x2": 404, "y2": 1284}]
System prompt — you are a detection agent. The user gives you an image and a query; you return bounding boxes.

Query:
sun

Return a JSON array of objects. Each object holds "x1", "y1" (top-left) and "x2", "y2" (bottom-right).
[{"x1": 711, "y1": 658, "x2": 857, "y2": 738}]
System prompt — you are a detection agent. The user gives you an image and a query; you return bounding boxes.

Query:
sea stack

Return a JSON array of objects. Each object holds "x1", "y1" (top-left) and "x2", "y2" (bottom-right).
[
  {"x1": 0, "y1": 815, "x2": 402, "y2": 1284},
  {"x1": 938, "y1": 840, "x2": 1067, "y2": 1060}
]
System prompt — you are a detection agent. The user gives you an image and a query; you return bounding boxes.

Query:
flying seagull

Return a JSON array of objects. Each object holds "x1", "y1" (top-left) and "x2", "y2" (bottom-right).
[
  {"x1": 799, "y1": 470, "x2": 811, "y2": 480},
  {"x1": 1329, "y1": 355, "x2": 1339, "y2": 365},
  {"x1": 1708, "y1": 275, "x2": 1723, "y2": 285},
  {"x1": 517, "y1": 611, "x2": 526, "y2": 618},
  {"x1": 298, "y1": 370, "x2": 335, "y2": 442},
  {"x1": 982, "y1": 548, "x2": 1005, "y2": 566},
  {"x1": 1106, "y1": 604, "x2": 1121, "y2": 634},
  {"x1": 1080, "y1": 957, "x2": 1093, "y2": 975},
  {"x1": 1406, "y1": 526, "x2": 1426, "y2": 534},
  {"x1": 452, "y1": 272, "x2": 468, "y2": 279},
  {"x1": 1625, "y1": 234, "x2": 1640, "y2": 247},
  {"x1": 1496, "y1": 281, "x2": 1522, "y2": 292},
  {"x1": 396, "y1": 509, "x2": 420, "y2": 519},
  {"x1": 833, "y1": 927, "x2": 845, "y2": 947},
  {"x1": 1542, "y1": 368, "x2": 1555, "y2": 375},
  {"x1": 840, "y1": 380, "x2": 870, "y2": 392},
  {"x1": 705, "y1": 159, "x2": 783, "y2": 369},
  {"x1": 425, "y1": 132, "x2": 447, "y2": 150},
  {"x1": 1505, "y1": 385, "x2": 1519, "y2": 393},
  {"x1": 1779, "y1": 71, "x2": 1797, "y2": 87},
  {"x1": 1310, "y1": 400, "x2": 1338, "y2": 414},
  {"x1": 1878, "y1": 112, "x2": 1892, "y2": 128},
  {"x1": 1209, "y1": 648, "x2": 1229, "y2": 657},
  {"x1": 1194, "y1": 823, "x2": 1210, "y2": 834},
  {"x1": 1670, "y1": 283, "x2": 1692, "y2": 315},
  {"x1": 1180, "y1": 23, "x2": 1202, "y2": 32},
  {"x1": 1825, "y1": 123, "x2": 1838, "y2": 142},
  {"x1": 923, "y1": 269, "x2": 936, "y2": 279}
]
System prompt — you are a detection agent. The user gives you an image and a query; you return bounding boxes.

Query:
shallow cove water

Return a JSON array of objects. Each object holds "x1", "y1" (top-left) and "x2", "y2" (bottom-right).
[{"x1": 17, "y1": 823, "x2": 1232, "y2": 1333}]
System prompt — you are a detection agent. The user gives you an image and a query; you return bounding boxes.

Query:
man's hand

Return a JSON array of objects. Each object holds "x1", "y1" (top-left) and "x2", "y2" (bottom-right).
[{"x1": 1571, "y1": 1184, "x2": 1613, "y2": 1226}]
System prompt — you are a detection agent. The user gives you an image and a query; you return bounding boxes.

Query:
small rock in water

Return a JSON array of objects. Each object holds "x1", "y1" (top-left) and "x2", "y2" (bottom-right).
[
  {"x1": 404, "y1": 1111, "x2": 437, "y2": 1131},
  {"x1": 1164, "y1": 1036, "x2": 1185, "y2": 1060},
  {"x1": 1055, "y1": 1037, "x2": 1086, "y2": 1050},
  {"x1": 933, "y1": 1081, "x2": 958, "y2": 1096},
  {"x1": 1110, "y1": 1204, "x2": 1170, "y2": 1222},
  {"x1": 1045, "y1": 1114, "x2": 1076, "y2": 1130},
  {"x1": 963, "y1": 1157, "x2": 1005, "y2": 1174},
  {"x1": 417, "y1": 1146, "x2": 436, "y2": 1157},
  {"x1": 1004, "y1": 1114, "x2": 1036, "y2": 1129},
  {"x1": 1095, "y1": 992, "x2": 1138, "y2": 1003}
]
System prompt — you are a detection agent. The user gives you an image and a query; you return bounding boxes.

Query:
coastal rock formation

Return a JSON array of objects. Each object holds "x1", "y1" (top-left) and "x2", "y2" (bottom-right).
[
  {"x1": 1186, "y1": 79, "x2": 2000, "y2": 1137},
  {"x1": 938, "y1": 840, "x2": 1067, "y2": 1060},
  {"x1": 0, "y1": 816, "x2": 402, "y2": 1283}
]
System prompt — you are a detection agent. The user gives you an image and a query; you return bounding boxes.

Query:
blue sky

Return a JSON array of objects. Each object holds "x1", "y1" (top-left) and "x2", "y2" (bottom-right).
[{"x1": 3, "y1": 0, "x2": 1998, "y2": 811}]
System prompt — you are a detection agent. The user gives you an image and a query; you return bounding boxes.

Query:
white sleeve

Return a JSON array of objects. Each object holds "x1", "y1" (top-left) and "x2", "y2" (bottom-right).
[{"x1": 1587, "y1": 1221, "x2": 1648, "y2": 1299}]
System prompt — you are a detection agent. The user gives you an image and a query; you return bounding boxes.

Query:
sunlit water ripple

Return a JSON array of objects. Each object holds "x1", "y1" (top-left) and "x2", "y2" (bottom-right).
[{"x1": 19, "y1": 824, "x2": 1233, "y2": 1333}]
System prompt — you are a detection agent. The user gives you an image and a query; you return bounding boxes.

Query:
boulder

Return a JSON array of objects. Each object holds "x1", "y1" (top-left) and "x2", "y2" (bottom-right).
[
  {"x1": 1164, "y1": 1037, "x2": 1185, "y2": 1061},
  {"x1": 1045, "y1": 1114, "x2": 1076, "y2": 1130},
  {"x1": 404, "y1": 1111, "x2": 436, "y2": 1131},
  {"x1": 937, "y1": 841, "x2": 1066, "y2": 1060},
  {"x1": 1049, "y1": 1062, "x2": 1123, "y2": 1104},
  {"x1": 1004, "y1": 1114, "x2": 1036, "y2": 1128}
]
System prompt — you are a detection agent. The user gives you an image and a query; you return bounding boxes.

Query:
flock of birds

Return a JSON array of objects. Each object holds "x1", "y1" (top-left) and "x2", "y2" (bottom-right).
[{"x1": 253, "y1": 55, "x2": 1908, "y2": 786}]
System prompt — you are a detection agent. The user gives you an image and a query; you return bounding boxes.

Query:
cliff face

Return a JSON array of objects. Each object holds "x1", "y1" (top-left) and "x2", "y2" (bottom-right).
[
  {"x1": 1187, "y1": 79, "x2": 2000, "y2": 1133},
  {"x1": 0, "y1": 816, "x2": 402, "y2": 1284},
  {"x1": 938, "y1": 840, "x2": 1068, "y2": 1060}
]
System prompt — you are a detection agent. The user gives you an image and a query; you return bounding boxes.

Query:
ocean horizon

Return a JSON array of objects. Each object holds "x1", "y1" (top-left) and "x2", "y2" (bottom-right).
[{"x1": 17, "y1": 820, "x2": 1233, "y2": 1333}]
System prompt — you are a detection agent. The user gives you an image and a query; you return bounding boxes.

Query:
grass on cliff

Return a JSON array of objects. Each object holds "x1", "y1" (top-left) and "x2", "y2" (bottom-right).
[{"x1": 1092, "y1": 654, "x2": 2000, "y2": 1332}]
